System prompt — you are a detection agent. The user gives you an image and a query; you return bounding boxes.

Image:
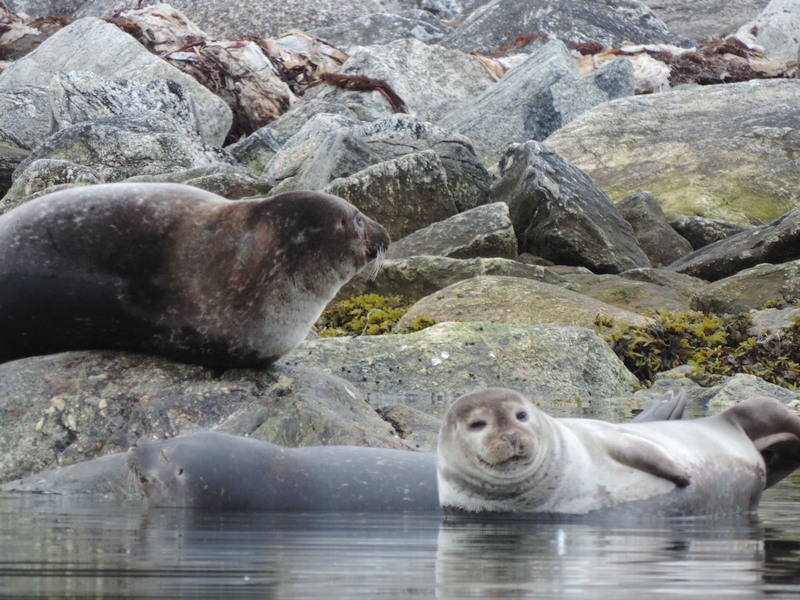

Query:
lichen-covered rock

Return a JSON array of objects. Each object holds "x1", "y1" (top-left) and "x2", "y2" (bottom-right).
[
  {"x1": 394, "y1": 275, "x2": 651, "y2": 332},
  {"x1": 492, "y1": 141, "x2": 650, "y2": 273},
  {"x1": 649, "y1": 0, "x2": 769, "y2": 42},
  {"x1": 386, "y1": 201, "x2": 517, "y2": 261},
  {"x1": 668, "y1": 206, "x2": 800, "y2": 280},
  {"x1": 0, "y1": 17, "x2": 232, "y2": 146},
  {"x1": 441, "y1": 0, "x2": 679, "y2": 54},
  {"x1": 691, "y1": 260, "x2": 800, "y2": 313},
  {"x1": 0, "y1": 85, "x2": 52, "y2": 150},
  {"x1": 670, "y1": 215, "x2": 753, "y2": 250},
  {"x1": 282, "y1": 321, "x2": 640, "y2": 417},
  {"x1": 324, "y1": 150, "x2": 458, "y2": 240},
  {"x1": 122, "y1": 163, "x2": 273, "y2": 199},
  {"x1": 737, "y1": 0, "x2": 800, "y2": 63},
  {"x1": 1, "y1": 159, "x2": 101, "y2": 208},
  {"x1": 0, "y1": 131, "x2": 29, "y2": 199},
  {"x1": 616, "y1": 191, "x2": 693, "y2": 267},
  {"x1": 226, "y1": 127, "x2": 286, "y2": 176},
  {"x1": 437, "y1": 40, "x2": 634, "y2": 166},
  {"x1": 545, "y1": 80, "x2": 800, "y2": 224},
  {"x1": 0, "y1": 351, "x2": 412, "y2": 482}
]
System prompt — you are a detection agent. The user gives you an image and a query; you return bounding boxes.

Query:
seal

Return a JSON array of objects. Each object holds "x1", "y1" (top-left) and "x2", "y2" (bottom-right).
[
  {"x1": 0, "y1": 182, "x2": 389, "y2": 367},
  {"x1": 126, "y1": 432, "x2": 440, "y2": 513},
  {"x1": 0, "y1": 391, "x2": 684, "y2": 507},
  {"x1": 438, "y1": 388, "x2": 800, "y2": 517}
]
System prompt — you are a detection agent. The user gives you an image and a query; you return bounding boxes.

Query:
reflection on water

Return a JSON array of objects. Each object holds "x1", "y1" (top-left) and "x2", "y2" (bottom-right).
[{"x1": 2, "y1": 474, "x2": 800, "y2": 599}]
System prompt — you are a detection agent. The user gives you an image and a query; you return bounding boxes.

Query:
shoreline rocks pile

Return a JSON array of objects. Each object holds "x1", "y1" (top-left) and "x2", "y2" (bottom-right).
[{"x1": 1, "y1": 0, "x2": 800, "y2": 485}]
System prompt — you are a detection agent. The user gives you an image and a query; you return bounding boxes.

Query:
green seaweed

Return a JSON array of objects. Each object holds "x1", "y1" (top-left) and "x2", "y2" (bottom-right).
[
  {"x1": 318, "y1": 294, "x2": 436, "y2": 337},
  {"x1": 598, "y1": 309, "x2": 800, "y2": 389}
]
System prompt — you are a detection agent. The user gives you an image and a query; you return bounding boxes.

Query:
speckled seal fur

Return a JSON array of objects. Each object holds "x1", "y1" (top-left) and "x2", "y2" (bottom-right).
[
  {"x1": 438, "y1": 388, "x2": 800, "y2": 517},
  {"x1": 0, "y1": 182, "x2": 389, "y2": 367}
]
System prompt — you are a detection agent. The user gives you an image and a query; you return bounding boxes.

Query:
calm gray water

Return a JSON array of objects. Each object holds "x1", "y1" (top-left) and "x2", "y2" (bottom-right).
[{"x1": 2, "y1": 474, "x2": 800, "y2": 599}]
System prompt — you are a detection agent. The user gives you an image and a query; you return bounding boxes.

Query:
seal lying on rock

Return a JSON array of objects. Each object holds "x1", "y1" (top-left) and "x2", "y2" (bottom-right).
[
  {"x1": 438, "y1": 388, "x2": 800, "y2": 517},
  {"x1": 0, "y1": 183, "x2": 389, "y2": 367},
  {"x1": 0, "y1": 391, "x2": 685, "y2": 510}
]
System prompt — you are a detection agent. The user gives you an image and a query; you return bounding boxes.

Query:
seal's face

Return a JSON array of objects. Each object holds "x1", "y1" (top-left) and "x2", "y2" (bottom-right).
[{"x1": 438, "y1": 388, "x2": 545, "y2": 511}]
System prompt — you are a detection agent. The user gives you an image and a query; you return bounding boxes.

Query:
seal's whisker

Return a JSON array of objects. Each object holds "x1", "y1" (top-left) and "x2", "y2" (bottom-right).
[{"x1": 369, "y1": 247, "x2": 386, "y2": 280}]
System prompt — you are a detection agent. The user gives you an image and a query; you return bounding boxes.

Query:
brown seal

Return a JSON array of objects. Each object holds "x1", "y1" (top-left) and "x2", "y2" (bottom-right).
[
  {"x1": 438, "y1": 388, "x2": 800, "y2": 517},
  {"x1": 0, "y1": 182, "x2": 389, "y2": 367}
]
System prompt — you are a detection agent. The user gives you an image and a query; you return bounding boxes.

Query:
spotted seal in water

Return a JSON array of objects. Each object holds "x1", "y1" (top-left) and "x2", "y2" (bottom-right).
[
  {"x1": 0, "y1": 182, "x2": 389, "y2": 367},
  {"x1": 438, "y1": 388, "x2": 800, "y2": 517}
]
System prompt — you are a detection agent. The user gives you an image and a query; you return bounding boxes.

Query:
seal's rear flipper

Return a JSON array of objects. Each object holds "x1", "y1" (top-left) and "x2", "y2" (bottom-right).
[
  {"x1": 633, "y1": 389, "x2": 687, "y2": 423},
  {"x1": 726, "y1": 397, "x2": 800, "y2": 488},
  {"x1": 600, "y1": 431, "x2": 691, "y2": 488}
]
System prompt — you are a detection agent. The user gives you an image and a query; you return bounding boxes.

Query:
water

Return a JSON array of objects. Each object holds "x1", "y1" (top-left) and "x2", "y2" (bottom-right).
[{"x1": 2, "y1": 474, "x2": 800, "y2": 599}]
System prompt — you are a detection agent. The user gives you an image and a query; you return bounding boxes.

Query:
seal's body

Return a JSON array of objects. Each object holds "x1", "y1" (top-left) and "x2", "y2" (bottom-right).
[
  {"x1": 438, "y1": 388, "x2": 800, "y2": 517},
  {"x1": 127, "y1": 432, "x2": 440, "y2": 513},
  {"x1": 0, "y1": 183, "x2": 389, "y2": 367}
]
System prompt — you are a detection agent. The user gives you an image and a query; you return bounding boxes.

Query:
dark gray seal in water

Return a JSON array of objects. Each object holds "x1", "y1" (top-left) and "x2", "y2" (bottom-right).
[
  {"x1": 0, "y1": 182, "x2": 389, "y2": 367},
  {"x1": 438, "y1": 388, "x2": 800, "y2": 517}
]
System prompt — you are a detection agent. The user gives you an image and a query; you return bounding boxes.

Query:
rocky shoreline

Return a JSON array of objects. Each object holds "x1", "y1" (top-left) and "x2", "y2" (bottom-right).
[{"x1": 1, "y1": 0, "x2": 800, "y2": 484}]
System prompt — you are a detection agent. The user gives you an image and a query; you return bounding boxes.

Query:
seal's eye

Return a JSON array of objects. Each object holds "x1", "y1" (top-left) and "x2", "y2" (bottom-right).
[
  {"x1": 468, "y1": 420, "x2": 487, "y2": 431},
  {"x1": 516, "y1": 411, "x2": 528, "y2": 422},
  {"x1": 353, "y1": 214, "x2": 366, "y2": 239},
  {"x1": 177, "y1": 468, "x2": 184, "y2": 476}
]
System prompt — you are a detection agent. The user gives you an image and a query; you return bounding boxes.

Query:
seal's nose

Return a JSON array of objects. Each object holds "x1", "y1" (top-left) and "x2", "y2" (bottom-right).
[{"x1": 503, "y1": 432, "x2": 518, "y2": 445}]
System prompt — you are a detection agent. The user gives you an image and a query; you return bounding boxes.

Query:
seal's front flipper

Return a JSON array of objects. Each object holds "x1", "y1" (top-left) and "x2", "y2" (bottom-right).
[
  {"x1": 633, "y1": 389, "x2": 687, "y2": 423},
  {"x1": 725, "y1": 397, "x2": 800, "y2": 488},
  {"x1": 600, "y1": 432, "x2": 691, "y2": 488}
]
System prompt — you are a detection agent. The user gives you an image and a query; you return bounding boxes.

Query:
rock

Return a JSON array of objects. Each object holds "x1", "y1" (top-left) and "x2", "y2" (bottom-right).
[
  {"x1": 0, "y1": 17, "x2": 231, "y2": 146},
  {"x1": 737, "y1": 0, "x2": 800, "y2": 63},
  {"x1": 310, "y1": 10, "x2": 450, "y2": 51},
  {"x1": 557, "y1": 272, "x2": 697, "y2": 314},
  {"x1": 437, "y1": 40, "x2": 635, "y2": 166},
  {"x1": 386, "y1": 201, "x2": 517, "y2": 261},
  {"x1": 0, "y1": 132, "x2": 29, "y2": 199},
  {"x1": 304, "y1": 38, "x2": 495, "y2": 124},
  {"x1": 691, "y1": 260, "x2": 800, "y2": 313},
  {"x1": 338, "y1": 256, "x2": 564, "y2": 302},
  {"x1": 670, "y1": 215, "x2": 753, "y2": 250},
  {"x1": 441, "y1": 0, "x2": 679, "y2": 54},
  {"x1": 226, "y1": 127, "x2": 286, "y2": 176},
  {"x1": 7, "y1": 112, "x2": 234, "y2": 197},
  {"x1": 395, "y1": 275, "x2": 651, "y2": 331},
  {"x1": 122, "y1": 163, "x2": 273, "y2": 199},
  {"x1": 705, "y1": 373, "x2": 800, "y2": 409},
  {"x1": 749, "y1": 306, "x2": 800, "y2": 334},
  {"x1": 264, "y1": 113, "x2": 492, "y2": 213},
  {"x1": 0, "y1": 86, "x2": 52, "y2": 151},
  {"x1": 266, "y1": 100, "x2": 358, "y2": 140},
  {"x1": 648, "y1": 0, "x2": 770, "y2": 42},
  {"x1": 0, "y1": 351, "x2": 412, "y2": 482},
  {"x1": 616, "y1": 192, "x2": 693, "y2": 267},
  {"x1": 2, "y1": 159, "x2": 101, "y2": 208},
  {"x1": 668, "y1": 206, "x2": 800, "y2": 281},
  {"x1": 618, "y1": 267, "x2": 709, "y2": 299},
  {"x1": 545, "y1": 80, "x2": 800, "y2": 224},
  {"x1": 282, "y1": 321, "x2": 640, "y2": 417},
  {"x1": 49, "y1": 71, "x2": 200, "y2": 138},
  {"x1": 492, "y1": 141, "x2": 651, "y2": 274},
  {"x1": 324, "y1": 150, "x2": 458, "y2": 240}
]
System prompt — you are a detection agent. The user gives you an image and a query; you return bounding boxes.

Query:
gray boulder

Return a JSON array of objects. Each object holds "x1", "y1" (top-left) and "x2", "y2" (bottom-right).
[
  {"x1": 668, "y1": 206, "x2": 800, "y2": 281},
  {"x1": 8, "y1": 112, "x2": 234, "y2": 196},
  {"x1": 304, "y1": 38, "x2": 496, "y2": 124},
  {"x1": 0, "y1": 17, "x2": 231, "y2": 146},
  {"x1": 324, "y1": 150, "x2": 458, "y2": 240},
  {"x1": 0, "y1": 86, "x2": 52, "y2": 151},
  {"x1": 0, "y1": 131, "x2": 29, "y2": 199},
  {"x1": 264, "y1": 113, "x2": 491, "y2": 213},
  {"x1": 670, "y1": 215, "x2": 753, "y2": 250},
  {"x1": 648, "y1": 0, "x2": 770, "y2": 42},
  {"x1": 545, "y1": 80, "x2": 800, "y2": 225},
  {"x1": 2, "y1": 159, "x2": 101, "y2": 208},
  {"x1": 395, "y1": 275, "x2": 651, "y2": 331},
  {"x1": 386, "y1": 201, "x2": 517, "y2": 260},
  {"x1": 226, "y1": 127, "x2": 286, "y2": 176},
  {"x1": 737, "y1": 0, "x2": 800, "y2": 63},
  {"x1": 492, "y1": 141, "x2": 651, "y2": 274},
  {"x1": 617, "y1": 192, "x2": 693, "y2": 267},
  {"x1": 282, "y1": 321, "x2": 640, "y2": 417},
  {"x1": 310, "y1": 10, "x2": 450, "y2": 51},
  {"x1": 123, "y1": 163, "x2": 273, "y2": 199},
  {"x1": 437, "y1": 40, "x2": 634, "y2": 166},
  {"x1": 692, "y1": 260, "x2": 800, "y2": 313},
  {"x1": 0, "y1": 351, "x2": 413, "y2": 482},
  {"x1": 441, "y1": 0, "x2": 678, "y2": 54}
]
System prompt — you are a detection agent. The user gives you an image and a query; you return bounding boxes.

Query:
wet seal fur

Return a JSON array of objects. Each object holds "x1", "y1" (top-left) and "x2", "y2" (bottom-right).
[
  {"x1": 0, "y1": 182, "x2": 389, "y2": 367},
  {"x1": 127, "y1": 432, "x2": 440, "y2": 513},
  {"x1": 438, "y1": 388, "x2": 800, "y2": 517}
]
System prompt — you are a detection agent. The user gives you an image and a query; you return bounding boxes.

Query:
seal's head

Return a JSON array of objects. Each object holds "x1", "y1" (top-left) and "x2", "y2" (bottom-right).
[{"x1": 438, "y1": 388, "x2": 547, "y2": 513}]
